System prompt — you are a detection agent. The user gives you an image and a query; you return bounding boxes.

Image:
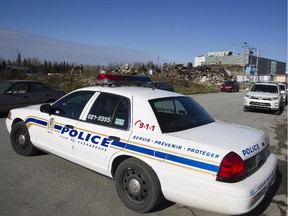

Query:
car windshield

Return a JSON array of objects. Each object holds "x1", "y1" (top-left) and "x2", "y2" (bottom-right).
[
  {"x1": 224, "y1": 81, "x2": 234, "y2": 85},
  {"x1": 250, "y1": 84, "x2": 278, "y2": 94},
  {"x1": 149, "y1": 96, "x2": 215, "y2": 133},
  {"x1": 0, "y1": 82, "x2": 12, "y2": 94}
]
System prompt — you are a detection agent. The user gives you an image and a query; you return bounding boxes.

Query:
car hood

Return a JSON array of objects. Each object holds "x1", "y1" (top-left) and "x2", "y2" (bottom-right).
[
  {"x1": 10, "y1": 104, "x2": 42, "y2": 114},
  {"x1": 246, "y1": 91, "x2": 279, "y2": 98},
  {"x1": 167, "y1": 121, "x2": 267, "y2": 159}
]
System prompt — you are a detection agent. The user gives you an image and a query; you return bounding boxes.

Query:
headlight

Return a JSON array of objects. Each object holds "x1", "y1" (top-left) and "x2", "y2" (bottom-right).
[
  {"x1": 271, "y1": 97, "x2": 280, "y2": 100},
  {"x1": 245, "y1": 94, "x2": 252, "y2": 99}
]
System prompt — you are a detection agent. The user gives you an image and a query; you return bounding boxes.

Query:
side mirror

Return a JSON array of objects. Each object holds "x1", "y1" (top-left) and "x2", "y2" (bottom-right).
[
  {"x1": 40, "y1": 103, "x2": 52, "y2": 113},
  {"x1": 246, "y1": 88, "x2": 249, "y2": 91}
]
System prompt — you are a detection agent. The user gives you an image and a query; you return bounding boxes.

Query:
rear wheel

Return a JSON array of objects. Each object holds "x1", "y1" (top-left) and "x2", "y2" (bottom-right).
[
  {"x1": 10, "y1": 122, "x2": 38, "y2": 156},
  {"x1": 115, "y1": 158, "x2": 163, "y2": 213}
]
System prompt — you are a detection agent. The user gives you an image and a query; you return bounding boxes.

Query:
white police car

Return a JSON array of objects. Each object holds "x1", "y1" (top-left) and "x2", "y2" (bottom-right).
[{"x1": 6, "y1": 84, "x2": 277, "y2": 215}]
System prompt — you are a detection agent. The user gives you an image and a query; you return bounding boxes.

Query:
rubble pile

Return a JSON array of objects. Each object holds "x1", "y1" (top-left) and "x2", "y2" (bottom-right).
[
  {"x1": 161, "y1": 64, "x2": 239, "y2": 84},
  {"x1": 111, "y1": 64, "x2": 138, "y2": 75},
  {"x1": 109, "y1": 63, "x2": 242, "y2": 85}
]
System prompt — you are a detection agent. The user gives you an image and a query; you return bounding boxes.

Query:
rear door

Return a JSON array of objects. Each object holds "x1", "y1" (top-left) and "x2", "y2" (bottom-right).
[
  {"x1": 74, "y1": 92, "x2": 132, "y2": 175},
  {"x1": 28, "y1": 82, "x2": 52, "y2": 104},
  {"x1": 2, "y1": 82, "x2": 30, "y2": 110}
]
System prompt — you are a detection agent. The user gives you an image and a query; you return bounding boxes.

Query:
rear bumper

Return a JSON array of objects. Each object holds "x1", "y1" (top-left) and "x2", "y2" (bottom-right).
[
  {"x1": 221, "y1": 87, "x2": 234, "y2": 92},
  {"x1": 160, "y1": 153, "x2": 277, "y2": 215}
]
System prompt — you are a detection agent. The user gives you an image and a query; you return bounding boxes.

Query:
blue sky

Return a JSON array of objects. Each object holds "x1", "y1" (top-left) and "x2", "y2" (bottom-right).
[{"x1": 0, "y1": 0, "x2": 287, "y2": 65}]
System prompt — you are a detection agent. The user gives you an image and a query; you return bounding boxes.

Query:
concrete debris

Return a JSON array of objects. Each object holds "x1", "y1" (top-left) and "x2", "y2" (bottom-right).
[
  {"x1": 111, "y1": 64, "x2": 137, "y2": 75},
  {"x1": 109, "y1": 63, "x2": 243, "y2": 85},
  {"x1": 161, "y1": 64, "x2": 243, "y2": 84}
]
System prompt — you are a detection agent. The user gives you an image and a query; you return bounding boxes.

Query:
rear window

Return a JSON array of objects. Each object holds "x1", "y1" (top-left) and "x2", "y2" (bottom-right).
[
  {"x1": 149, "y1": 96, "x2": 214, "y2": 133},
  {"x1": 224, "y1": 81, "x2": 234, "y2": 85}
]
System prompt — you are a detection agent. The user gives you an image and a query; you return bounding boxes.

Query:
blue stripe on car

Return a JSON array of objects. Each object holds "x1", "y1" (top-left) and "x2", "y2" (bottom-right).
[{"x1": 25, "y1": 117, "x2": 219, "y2": 174}]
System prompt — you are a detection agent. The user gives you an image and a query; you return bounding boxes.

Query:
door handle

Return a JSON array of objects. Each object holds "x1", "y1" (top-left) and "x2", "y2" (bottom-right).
[
  {"x1": 108, "y1": 136, "x2": 120, "y2": 141},
  {"x1": 65, "y1": 124, "x2": 74, "y2": 129}
]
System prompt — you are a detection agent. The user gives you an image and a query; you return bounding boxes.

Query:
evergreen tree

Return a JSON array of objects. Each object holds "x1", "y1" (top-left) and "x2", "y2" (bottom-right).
[
  {"x1": 1, "y1": 60, "x2": 7, "y2": 69},
  {"x1": 16, "y1": 53, "x2": 22, "y2": 66},
  {"x1": 23, "y1": 58, "x2": 28, "y2": 67}
]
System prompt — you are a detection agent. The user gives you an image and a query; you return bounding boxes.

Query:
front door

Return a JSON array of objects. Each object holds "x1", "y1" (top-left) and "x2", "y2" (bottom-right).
[{"x1": 33, "y1": 90, "x2": 95, "y2": 161}]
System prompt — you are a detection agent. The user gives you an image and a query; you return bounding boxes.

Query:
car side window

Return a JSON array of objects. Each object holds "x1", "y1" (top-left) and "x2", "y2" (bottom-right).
[
  {"x1": 7, "y1": 83, "x2": 28, "y2": 94},
  {"x1": 86, "y1": 92, "x2": 130, "y2": 129},
  {"x1": 29, "y1": 83, "x2": 49, "y2": 93},
  {"x1": 51, "y1": 91, "x2": 95, "y2": 119}
]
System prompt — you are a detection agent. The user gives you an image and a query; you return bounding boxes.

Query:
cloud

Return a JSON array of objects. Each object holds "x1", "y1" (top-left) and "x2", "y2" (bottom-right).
[{"x1": 0, "y1": 28, "x2": 160, "y2": 65}]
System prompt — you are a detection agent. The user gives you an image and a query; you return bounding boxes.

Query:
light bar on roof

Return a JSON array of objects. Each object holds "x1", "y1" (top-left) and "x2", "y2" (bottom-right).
[{"x1": 96, "y1": 74, "x2": 152, "y2": 85}]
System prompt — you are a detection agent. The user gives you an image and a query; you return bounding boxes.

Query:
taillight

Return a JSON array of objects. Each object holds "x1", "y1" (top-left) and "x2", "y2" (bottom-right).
[
  {"x1": 217, "y1": 152, "x2": 246, "y2": 182},
  {"x1": 97, "y1": 73, "x2": 107, "y2": 80}
]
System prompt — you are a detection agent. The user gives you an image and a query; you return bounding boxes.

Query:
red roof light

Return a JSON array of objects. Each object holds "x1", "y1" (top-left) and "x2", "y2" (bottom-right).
[{"x1": 96, "y1": 74, "x2": 152, "y2": 85}]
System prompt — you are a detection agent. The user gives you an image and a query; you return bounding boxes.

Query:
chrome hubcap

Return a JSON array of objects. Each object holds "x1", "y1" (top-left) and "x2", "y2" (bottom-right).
[
  {"x1": 18, "y1": 134, "x2": 26, "y2": 145},
  {"x1": 128, "y1": 179, "x2": 141, "y2": 193}
]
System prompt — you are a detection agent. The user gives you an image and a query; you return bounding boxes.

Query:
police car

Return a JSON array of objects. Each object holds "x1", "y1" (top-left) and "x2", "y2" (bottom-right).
[{"x1": 6, "y1": 77, "x2": 277, "y2": 215}]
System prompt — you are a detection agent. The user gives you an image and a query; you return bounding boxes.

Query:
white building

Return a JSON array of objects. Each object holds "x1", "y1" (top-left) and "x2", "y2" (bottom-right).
[{"x1": 194, "y1": 51, "x2": 241, "y2": 67}]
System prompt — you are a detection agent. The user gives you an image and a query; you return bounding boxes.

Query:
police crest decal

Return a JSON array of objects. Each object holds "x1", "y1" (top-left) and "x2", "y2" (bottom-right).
[{"x1": 47, "y1": 118, "x2": 55, "y2": 134}]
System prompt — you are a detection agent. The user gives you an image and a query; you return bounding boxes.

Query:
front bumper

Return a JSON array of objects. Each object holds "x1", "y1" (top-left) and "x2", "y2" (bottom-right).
[{"x1": 244, "y1": 98, "x2": 281, "y2": 110}]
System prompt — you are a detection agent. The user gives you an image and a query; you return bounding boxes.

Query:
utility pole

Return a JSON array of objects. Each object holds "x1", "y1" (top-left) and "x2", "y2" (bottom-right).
[
  {"x1": 256, "y1": 49, "x2": 260, "y2": 82},
  {"x1": 249, "y1": 47, "x2": 257, "y2": 81},
  {"x1": 242, "y1": 42, "x2": 249, "y2": 82}
]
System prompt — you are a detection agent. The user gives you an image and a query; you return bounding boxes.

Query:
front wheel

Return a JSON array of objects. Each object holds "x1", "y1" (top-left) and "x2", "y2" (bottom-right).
[
  {"x1": 115, "y1": 158, "x2": 163, "y2": 213},
  {"x1": 274, "y1": 108, "x2": 281, "y2": 115},
  {"x1": 10, "y1": 122, "x2": 38, "y2": 156},
  {"x1": 274, "y1": 102, "x2": 283, "y2": 115}
]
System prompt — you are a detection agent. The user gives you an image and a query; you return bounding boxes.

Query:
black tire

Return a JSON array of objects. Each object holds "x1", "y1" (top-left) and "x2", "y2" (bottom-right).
[
  {"x1": 274, "y1": 107, "x2": 282, "y2": 115},
  {"x1": 115, "y1": 158, "x2": 163, "y2": 213},
  {"x1": 10, "y1": 122, "x2": 38, "y2": 156},
  {"x1": 274, "y1": 102, "x2": 283, "y2": 115},
  {"x1": 243, "y1": 106, "x2": 249, "y2": 112}
]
